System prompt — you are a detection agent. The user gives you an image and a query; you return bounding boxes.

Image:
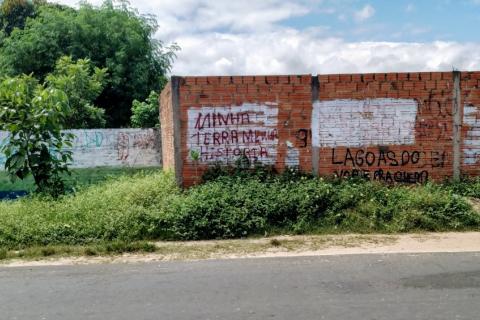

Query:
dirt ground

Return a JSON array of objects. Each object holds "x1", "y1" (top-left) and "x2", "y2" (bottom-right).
[{"x1": 3, "y1": 232, "x2": 480, "y2": 268}]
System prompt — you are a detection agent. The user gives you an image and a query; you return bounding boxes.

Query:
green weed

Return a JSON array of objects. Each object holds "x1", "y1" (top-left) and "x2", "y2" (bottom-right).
[{"x1": 0, "y1": 170, "x2": 478, "y2": 252}]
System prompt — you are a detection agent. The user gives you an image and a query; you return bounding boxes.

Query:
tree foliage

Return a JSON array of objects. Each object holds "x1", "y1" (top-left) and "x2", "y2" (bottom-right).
[
  {"x1": 130, "y1": 91, "x2": 159, "y2": 128},
  {"x1": 46, "y1": 56, "x2": 107, "y2": 129},
  {"x1": 0, "y1": 74, "x2": 73, "y2": 197},
  {"x1": 0, "y1": 0, "x2": 36, "y2": 36},
  {"x1": 0, "y1": 0, "x2": 178, "y2": 127}
]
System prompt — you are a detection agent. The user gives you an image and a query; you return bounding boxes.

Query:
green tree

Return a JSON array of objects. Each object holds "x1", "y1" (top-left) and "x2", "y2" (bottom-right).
[
  {"x1": 0, "y1": 74, "x2": 74, "y2": 197},
  {"x1": 46, "y1": 56, "x2": 107, "y2": 129},
  {"x1": 130, "y1": 91, "x2": 159, "y2": 128},
  {"x1": 0, "y1": 0, "x2": 35, "y2": 36},
  {"x1": 0, "y1": 0, "x2": 178, "y2": 127},
  {"x1": 0, "y1": 2, "x2": 76, "y2": 76}
]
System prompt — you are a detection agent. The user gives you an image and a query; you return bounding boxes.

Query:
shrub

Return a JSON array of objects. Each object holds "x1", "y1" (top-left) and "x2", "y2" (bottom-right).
[
  {"x1": 0, "y1": 171, "x2": 179, "y2": 249},
  {"x1": 442, "y1": 177, "x2": 480, "y2": 199},
  {"x1": 130, "y1": 91, "x2": 160, "y2": 128},
  {"x1": 46, "y1": 56, "x2": 108, "y2": 129},
  {"x1": 0, "y1": 170, "x2": 479, "y2": 250},
  {"x1": 165, "y1": 174, "x2": 479, "y2": 240}
]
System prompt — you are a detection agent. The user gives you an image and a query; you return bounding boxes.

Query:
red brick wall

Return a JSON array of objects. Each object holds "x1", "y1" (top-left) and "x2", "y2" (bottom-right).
[
  {"x1": 315, "y1": 72, "x2": 454, "y2": 183},
  {"x1": 177, "y1": 75, "x2": 312, "y2": 186},
  {"x1": 160, "y1": 72, "x2": 480, "y2": 187}
]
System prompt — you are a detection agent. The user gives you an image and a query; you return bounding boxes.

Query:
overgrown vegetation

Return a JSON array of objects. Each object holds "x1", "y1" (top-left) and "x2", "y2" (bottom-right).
[
  {"x1": 0, "y1": 0, "x2": 37, "y2": 37},
  {"x1": 130, "y1": 91, "x2": 159, "y2": 128},
  {"x1": 46, "y1": 56, "x2": 107, "y2": 128},
  {"x1": 0, "y1": 74, "x2": 73, "y2": 196},
  {"x1": 0, "y1": 170, "x2": 479, "y2": 252},
  {"x1": 0, "y1": 0, "x2": 178, "y2": 127},
  {"x1": 0, "y1": 55, "x2": 122, "y2": 196},
  {"x1": 441, "y1": 177, "x2": 480, "y2": 199}
]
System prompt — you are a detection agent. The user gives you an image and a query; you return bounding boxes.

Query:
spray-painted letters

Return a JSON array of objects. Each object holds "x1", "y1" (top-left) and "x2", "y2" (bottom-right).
[
  {"x1": 187, "y1": 103, "x2": 279, "y2": 164},
  {"x1": 330, "y1": 148, "x2": 447, "y2": 183}
]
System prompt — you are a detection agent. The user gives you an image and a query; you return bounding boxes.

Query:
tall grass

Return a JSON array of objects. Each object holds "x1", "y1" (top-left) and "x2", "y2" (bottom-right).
[
  {"x1": 0, "y1": 171, "x2": 179, "y2": 249},
  {"x1": 0, "y1": 171, "x2": 479, "y2": 250}
]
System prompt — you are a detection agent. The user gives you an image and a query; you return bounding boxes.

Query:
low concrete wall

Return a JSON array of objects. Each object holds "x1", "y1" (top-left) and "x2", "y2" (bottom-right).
[{"x1": 0, "y1": 128, "x2": 162, "y2": 169}]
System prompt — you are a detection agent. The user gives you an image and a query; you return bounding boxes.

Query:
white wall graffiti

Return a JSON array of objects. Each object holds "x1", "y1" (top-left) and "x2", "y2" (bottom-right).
[
  {"x1": 463, "y1": 104, "x2": 480, "y2": 165},
  {"x1": 187, "y1": 103, "x2": 279, "y2": 164},
  {"x1": 0, "y1": 129, "x2": 161, "y2": 169},
  {"x1": 311, "y1": 98, "x2": 418, "y2": 147}
]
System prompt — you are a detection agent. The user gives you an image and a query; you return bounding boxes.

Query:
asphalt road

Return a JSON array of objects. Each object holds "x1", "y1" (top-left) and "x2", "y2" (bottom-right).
[{"x1": 1, "y1": 253, "x2": 480, "y2": 320}]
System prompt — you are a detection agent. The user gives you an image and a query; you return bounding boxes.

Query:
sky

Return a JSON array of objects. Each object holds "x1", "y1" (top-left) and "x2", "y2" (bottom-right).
[{"x1": 55, "y1": 0, "x2": 480, "y2": 76}]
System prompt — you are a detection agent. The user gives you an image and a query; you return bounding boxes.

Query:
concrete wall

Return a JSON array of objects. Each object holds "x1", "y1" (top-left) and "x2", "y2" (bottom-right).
[
  {"x1": 0, "y1": 128, "x2": 162, "y2": 169},
  {"x1": 160, "y1": 72, "x2": 480, "y2": 187}
]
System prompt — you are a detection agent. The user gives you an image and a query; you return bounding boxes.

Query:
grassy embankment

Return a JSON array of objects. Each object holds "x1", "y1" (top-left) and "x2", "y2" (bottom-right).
[{"x1": 1, "y1": 169, "x2": 479, "y2": 261}]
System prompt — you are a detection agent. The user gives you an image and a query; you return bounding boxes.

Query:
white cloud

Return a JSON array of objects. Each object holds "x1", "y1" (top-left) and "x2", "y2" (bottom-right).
[
  {"x1": 405, "y1": 3, "x2": 415, "y2": 12},
  {"x1": 52, "y1": 0, "x2": 480, "y2": 76},
  {"x1": 354, "y1": 4, "x2": 375, "y2": 22},
  {"x1": 172, "y1": 30, "x2": 480, "y2": 75},
  {"x1": 56, "y1": 0, "x2": 310, "y2": 39}
]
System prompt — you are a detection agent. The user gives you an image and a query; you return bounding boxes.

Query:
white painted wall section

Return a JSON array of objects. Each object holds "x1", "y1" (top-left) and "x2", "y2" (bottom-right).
[
  {"x1": 312, "y1": 98, "x2": 418, "y2": 147},
  {"x1": 463, "y1": 105, "x2": 480, "y2": 165},
  {"x1": 0, "y1": 129, "x2": 161, "y2": 169}
]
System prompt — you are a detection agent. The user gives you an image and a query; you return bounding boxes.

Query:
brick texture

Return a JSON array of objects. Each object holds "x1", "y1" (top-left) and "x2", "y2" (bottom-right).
[
  {"x1": 316, "y1": 72, "x2": 454, "y2": 183},
  {"x1": 160, "y1": 72, "x2": 480, "y2": 187}
]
